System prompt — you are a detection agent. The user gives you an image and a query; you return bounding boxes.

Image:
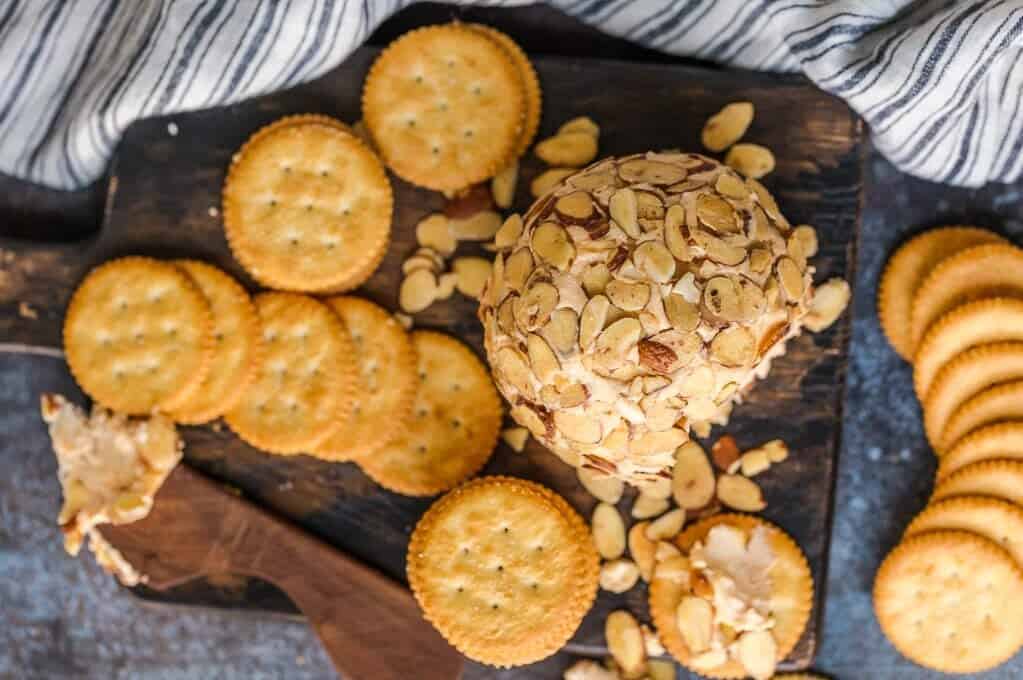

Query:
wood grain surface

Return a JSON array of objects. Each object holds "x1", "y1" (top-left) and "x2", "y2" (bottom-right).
[{"x1": 0, "y1": 46, "x2": 862, "y2": 670}]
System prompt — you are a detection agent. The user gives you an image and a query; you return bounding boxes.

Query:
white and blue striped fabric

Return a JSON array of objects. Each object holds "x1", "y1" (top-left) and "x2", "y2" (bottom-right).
[{"x1": 1, "y1": 1, "x2": 1021, "y2": 190}]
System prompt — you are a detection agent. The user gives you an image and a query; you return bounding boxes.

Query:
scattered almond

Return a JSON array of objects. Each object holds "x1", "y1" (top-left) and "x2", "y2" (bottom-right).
[
  {"x1": 628, "y1": 521, "x2": 657, "y2": 581},
  {"x1": 763, "y1": 439, "x2": 789, "y2": 463},
  {"x1": 711, "y1": 435, "x2": 741, "y2": 472},
  {"x1": 641, "y1": 624, "x2": 666, "y2": 657},
  {"x1": 609, "y1": 188, "x2": 639, "y2": 238},
  {"x1": 605, "y1": 611, "x2": 646, "y2": 679},
  {"x1": 592, "y1": 502, "x2": 627, "y2": 559},
  {"x1": 452, "y1": 256, "x2": 492, "y2": 299},
  {"x1": 435, "y1": 272, "x2": 458, "y2": 300},
  {"x1": 415, "y1": 213, "x2": 456, "y2": 255},
  {"x1": 558, "y1": 116, "x2": 600, "y2": 138},
  {"x1": 725, "y1": 143, "x2": 775, "y2": 179},
  {"x1": 599, "y1": 558, "x2": 640, "y2": 594},
  {"x1": 716, "y1": 474, "x2": 767, "y2": 511},
  {"x1": 399, "y1": 268, "x2": 438, "y2": 313},
  {"x1": 18, "y1": 301, "x2": 38, "y2": 320},
  {"x1": 402, "y1": 254, "x2": 440, "y2": 276},
  {"x1": 632, "y1": 491, "x2": 670, "y2": 520},
  {"x1": 804, "y1": 277, "x2": 851, "y2": 332},
  {"x1": 701, "y1": 102, "x2": 754, "y2": 152},
  {"x1": 531, "y1": 221, "x2": 576, "y2": 271},
  {"x1": 676, "y1": 596, "x2": 714, "y2": 654},
  {"x1": 535, "y1": 131, "x2": 598, "y2": 167},
  {"x1": 450, "y1": 210, "x2": 503, "y2": 241},
  {"x1": 494, "y1": 213, "x2": 524, "y2": 249},
  {"x1": 673, "y1": 441, "x2": 716, "y2": 509},
  {"x1": 531, "y1": 168, "x2": 575, "y2": 197},
  {"x1": 645, "y1": 508, "x2": 686, "y2": 541},
  {"x1": 739, "y1": 448, "x2": 771, "y2": 477},
  {"x1": 491, "y1": 161, "x2": 518, "y2": 209},
  {"x1": 501, "y1": 427, "x2": 529, "y2": 452}
]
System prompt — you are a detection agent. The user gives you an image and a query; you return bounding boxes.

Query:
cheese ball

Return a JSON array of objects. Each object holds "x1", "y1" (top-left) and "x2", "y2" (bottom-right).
[{"x1": 479, "y1": 152, "x2": 816, "y2": 486}]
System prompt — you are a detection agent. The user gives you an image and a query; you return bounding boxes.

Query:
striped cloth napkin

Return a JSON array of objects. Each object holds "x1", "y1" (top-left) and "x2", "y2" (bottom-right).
[{"x1": 1, "y1": 0, "x2": 1020, "y2": 190}]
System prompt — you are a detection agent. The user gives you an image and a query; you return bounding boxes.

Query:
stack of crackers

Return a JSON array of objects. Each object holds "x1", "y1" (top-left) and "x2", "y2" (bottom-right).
[{"x1": 875, "y1": 226, "x2": 1023, "y2": 673}]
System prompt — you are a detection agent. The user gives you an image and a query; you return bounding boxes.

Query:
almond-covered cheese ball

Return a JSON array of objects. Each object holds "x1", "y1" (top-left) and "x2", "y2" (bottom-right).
[{"x1": 479, "y1": 152, "x2": 815, "y2": 485}]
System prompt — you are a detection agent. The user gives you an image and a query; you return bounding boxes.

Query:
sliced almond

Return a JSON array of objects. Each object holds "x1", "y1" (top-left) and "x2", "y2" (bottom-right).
[
  {"x1": 495, "y1": 213, "x2": 524, "y2": 249},
  {"x1": 558, "y1": 116, "x2": 600, "y2": 138},
  {"x1": 748, "y1": 178, "x2": 782, "y2": 222},
  {"x1": 501, "y1": 427, "x2": 529, "y2": 452},
  {"x1": 653, "y1": 555, "x2": 691, "y2": 586},
  {"x1": 512, "y1": 403, "x2": 551, "y2": 439},
  {"x1": 696, "y1": 194, "x2": 740, "y2": 234},
  {"x1": 717, "y1": 474, "x2": 767, "y2": 511},
  {"x1": 618, "y1": 159, "x2": 687, "y2": 185},
  {"x1": 664, "y1": 294, "x2": 699, "y2": 332},
  {"x1": 740, "y1": 448, "x2": 771, "y2": 477},
  {"x1": 645, "y1": 508, "x2": 686, "y2": 541},
  {"x1": 514, "y1": 281, "x2": 559, "y2": 331},
  {"x1": 496, "y1": 295, "x2": 517, "y2": 335},
  {"x1": 678, "y1": 365, "x2": 715, "y2": 399},
  {"x1": 776, "y1": 257, "x2": 805, "y2": 300},
  {"x1": 711, "y1": 435, "x2": 741, "y2": 472},
  {"x1": 542, "y1": 308, "x2": 579, "y2": 355},
  {"x1": 555, "y1": 411, "x2": 602, "y2": 443},
  {"x1": 605, "y1": 610, "x2": 646, "y2": 678},
  {"x1": 630, "y1": 429, "x2": 688, "y2": 457},
  {"x1": 635, "y1": 191, "x2": 664, "y2": 221},
  {"x1": 739, "y1": 279, "x2": 766, "y2": 321},
  {"x1": 592, "y1": 502, "x2": 627, "y2": 559},
  {"x1": 555, "y1": 191, "x2": 595, "y2": 221},
  {"x1": 692, "y1": 229, "x2": 746, "y2": 265},
  {"x1": 757, "y1": 319, "x2": 789, "y2": 361},
  {"x1": 725, "y1": 143, "x2": 775, "y2": 179},
  {"x1": 531, "y1": 221, "x2": 576, "y2": 271},
  {"x1": 504, "y1": 248, "x2": 534, "y2": 292},
  {"x1": 640, "y1": 475, "x2": 673, "y2": 500},
  {"x1": 804, "y1": 277, "x2": 851, "y2": 332},
  {"x1": 450, "y1": 210, "x2": 503, "y2": 241},
  {"x1": 491, "y1": 162, "x2": 518, "y2": 209},
  {"x1": 399, "y1": 268, "x2": 438, "y2": 313},
  {"x1": 570, "y1": 167, "x2": 615, "y2": 191},
  {"x1": 676, "y1": 596, "x2": 714, "y2": 654},
  {"x1": 702, "y1": 276, "x2": 743, "y2": 323},
  {"x1": 606, "y1": 280, "x2": 650, "y2": 312},
  {"x1": 595, "y1": 317, "x2": 642, "y2": 366},
  {"x1": 638, "y1": 338, "x2": 679, "y2": 375},
  {"x1": 701, "y1": 102, "x2": 754, "y2": 152},
  {"x1": 495, "y1": 347, "x2": 534, "y2": 397},
  {"x1": 415, "y1": 213, "x2": 456, "y2": 255},
  {"x1": 582, "y1": 262, "x2": 612, "y2": 296},
  {"x1": 628, "y1": 521, "x2": 657, "y2": 581},
  {"x1": 609, "y1": 188, "x2": 640, "y2": 238},
  {"x1": 530, "y1": 168, "x2": 575, "y2": 197},
  {"x1": 578, "y1": 467, "x2": 624, "y2": 504},
  {"x1": 526, "y1": 333, "x2": 561, "y2": 382},
  {"x1": 436, "y1": 272, "x2": 458, "y2": 300},
  {"x1": 763, "y1": 439, "x2": 789, "y2": 463},
  {"x1": 715, "y1": 172, "x2": 750, "y2": 199},
  {"x1": 535, "y1": 132, "x2": 598, "y2": 167},
  {"x1": 673, "y1": 441, "x2": 716, "y2": 509},
  {"x1": 654, "y1": 541, "x2": 681, "y2": 562},
  {"x1": 643, "y1": 375, "x2": 671, "y2": 394},
  {"x1": 402, "y1": 254, "x2": 440, "y2": 276},
  {"x1": 580, "y1": 294, "x2": 612, "y2": 349},
  {"x1": 641, "y1": 396, "x2": 681, "y2": 432},
  {"x1": 737, "y1": 630, "x2": 778, "y2": 680},
  {"x1": 792, "y1": 224, "x2": 819, "y2": 257},
  {"x1": 452, "y1": 257, "x2": 492, "y2": 300},
  {"x1": 632, "y1": 492, "x2": 670, "y2": 519},
  {"x1": 663, "y1": 204, "x2": 690, "y2": 261},
  {"x1": 633, "y1": 241, "x2": 676, "y2": 283},
  {"x1": 709, "y1": 326, "x2": 755, "y2": 367},
  {"x1": 599, "y1": 558, "x2": 641, "y2": 594},
  {"x1": 749, "y1": 247, "x2": 773, "y2": 274}
]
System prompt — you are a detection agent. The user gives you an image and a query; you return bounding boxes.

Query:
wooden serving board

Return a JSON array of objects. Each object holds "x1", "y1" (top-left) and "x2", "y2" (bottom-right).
[{"x1": 0, "y1": 47, "x2": 861, "y2": 671}]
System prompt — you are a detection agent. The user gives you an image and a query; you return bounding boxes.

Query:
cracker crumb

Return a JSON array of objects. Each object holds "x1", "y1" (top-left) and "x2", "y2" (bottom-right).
[
  {"x1": 18, "y1": 301, "x2": 38, "y2": 320},
  {"x1": 208, "y1": 206, "x2": 219, "y2": 218},
  {"x1": 167, "y1": 122, "x2": 179, "y2": 136}
]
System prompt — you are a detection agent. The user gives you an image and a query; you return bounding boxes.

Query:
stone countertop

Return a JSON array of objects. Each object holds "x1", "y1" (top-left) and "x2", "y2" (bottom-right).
[{"x1": 4, "y1": 5, "x2": 1023, "y2": 679}]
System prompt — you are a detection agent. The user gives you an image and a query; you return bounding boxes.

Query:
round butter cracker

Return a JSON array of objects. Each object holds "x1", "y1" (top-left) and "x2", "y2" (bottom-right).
[
  {"x1": 649, "y1": 514, "x2": 813, "y2": 679},
  {"x1": 923, "y1": 342, "x2": 1023, "y2": 453},
  {"x1": 933, "y1": 460, "x2": 1023, "y2": 507},
  {"x1": 362, "y1": 24, "x2": 525, "y2": 191},
  {"x1": 223, "y1": 114, "x2": 392, "y2": 293},
  {"x1": 63, "y1": 257, "x2": 214, "y2": 415},
  {"x1": 905, "y1": 495, "x2": 1023, "y2": 567},
  {"x1": 168, "y1": 260, "x2": 261, "y2": 424},
  {"x1": 358, "y1": 331, "x2": 501, "y2": 496},
  {"x1": 407, "y1": 476, "x2": 599, "y2": 667},
  {"x1": 874, "y1": 531, "x2": 1023, "y2": 673},
  {"x1": 877, "y1": 226, "x2": 1005, "y2": 360},
  {"x1": 941, "y1": 380, "x2": 1023, "y2": 455},
  {"x1": 938, "y1": 422, "x2": 1023, "y2": 481},
  {"x1": 314, "y1": 296, "x2": 417, "y2": 462},
  {"x1": 224, "y1": 293, "x2": 357, "y2": 454}
]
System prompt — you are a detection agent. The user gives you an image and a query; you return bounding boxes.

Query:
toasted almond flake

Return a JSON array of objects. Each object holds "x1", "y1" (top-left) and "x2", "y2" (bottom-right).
[
  {"x1": 645, "y1": 508, "x2": 686, "y2": 541},
  {"x1": 496, "y1": 295, "x2": 517, "y2": 335},
  {"x1": 776, "y1": 257, "x2": 805, "y2": 300},
  {"x1": 535, "y1": 131, "x2": 599, "y2": 167},
  {"x1": 605, "y1": 611, "x2": 646, "y2": 678},
  {"x1": 618, "y1": 159, "x2": 688, "y2": 185},
  {"x1": 740, "y1": 448, "x2": 771, "y2": 476},
  {"x1": 415, "y1": 213, "x2": 456, "y2": 255},
  {"x1": 716, "y1": 474, "x2": 767, "y2": 511},
  {"x1": 526, "y1": 333, "x2": 561, "y2": 382},
  {"x1": 701, "y1": 102, "x2": 754, "y2": 152},
  {"x1": 793, "y1": 224, "x2": 819, "y2": 257},
  {"x1": 399, "y1": 268, "x2": 438, "y2": 313},
  {"x1": 673, "y1": 441, "x2": 716, "y2": 509},
  {"x1": 725, "y1": 143, "x2": 775, "y2": 179},
  {"x1": 491, "y1": 161, "x2": 518, "y2": 209},
  {"x1": 663, "y1": 204, "x2": 690, "y2": 262},
  {"x1": 696, "y1": 194, "x2": 740, "y2": 234},
  {"x1": 580, "y1": 295, "x2": 612, "y2": 349},
  {"x1": 435, "y1": 272, "x2": 458, "y2": 300},
  {"x1": 599, "y1": 558, "x2": 640, "y2": 594},
  {"x1": 632, "y1": 492, "x2": 670, "y2": 519},
  {"x1": 676, "y1": 596, "x2": 714, "y2": 654},
  {"x1": 592, "y1": 502, "x2": 627, "y2": 559},
  {"x1": 558, "y1": 116, "x2": 600, "y2": 138},
  {"x1": 453, "y1": 257, "x2": 493, "y2": 300},
  {"x1": 749, "y1": 247, "x2": 772, "y2": 274},
  {"x1": 514, "y1": 281, "x2": 559, "y2": 332},
  {"x1": 715, "y1": 172, "x2": 749, "y2": 199},
  {"x1": 501, "y1": 426, "x2": 529, "y2": 452},
  {"x1": 804, "y1": 277, "x2": 851, "y2": 332},
  {"x1": 582, "y1": 262, "x2": 612, "y2": 296},
  {"x1": 495, "y1": 346, "x2": 535, "y2": 397},
  {"x1": 530, "y1": 168, "x2": 575, "y2": 197},
  {"x1": 578, "y1": 467, "x2": 624, "y2": 504},
  {"x1": 737, "y1": 630, "x2": 778, "y2": 680},
  {"x1": 531, "y1": 221, "x2": 576, "y2": 270},
  {"x1": 609, "y1": 188, "x2": 640, "y2": 238},
  {"x1": 702, "y1": 276, "x2": 743, "y2": 323},
  {"x1": 555, "y1": 191, "x2": 595, "y2": 221},
  {"x1": 628, "y1": 521, "x2": 656, "y2": 581},
  {"x1": 555, "y1": 411, "x2": 602, "y2": 443},
  {"x1": 606, "y1": 280, "x2": 650, "y2": 312},
  {"x1": 401, "y1": 254, "x2": 441, "y2": 276},
  {"x1": 633, "y1": 241, "x2": 676, "y2": 283},
  {"x1": 494, "y1": 213, "x2": 524, "y2": 249},
  {"x1": 450, "y1": 210, "x2": 503, "y2": 241},
  {"x1": 763, "y1": 439, "x2": 789, "y2": 463},
  {"x1": 504, "y1": 248, "x2": 534, "y2": 292},
  {"x1": 710, "y1": 326, "x2": 755, "y2": 368}
]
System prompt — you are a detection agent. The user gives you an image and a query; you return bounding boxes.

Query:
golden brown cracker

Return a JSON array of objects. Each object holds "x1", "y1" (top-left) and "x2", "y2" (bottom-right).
[
  {"x1": 63, "y1": 257, "x2": 213, "y2": 415},
  {"x1": 407, "y1": 476, "x2": 599, "y2": 667},
  {"x1": 649, "y1": 514, "x2": 813, "y2": 679},
  {"x1": 362, "y1": 24, "x2": 525, "y2": 191},
  {"x1": 467, "y1": 24, "x2": 541, "y2": 157},
  {"x1": 905, "y1": 495, "x2": 1023, "y2": 566},
  {"x1": 874, "y1": 531, "x2": 1023, "y2": 673},
  {"x1": 168, "y1": 260, "x2": 261, "y2": 424},
  {"x1": 913, "y1": 298, "x2": 1023, "y2": 400},
  {"x1": 313, "y1": 297, "x2": 417, "y2": 462},
  {"x1": 910, "y1": 243, "x2": 1023, "y2": 352},
  {"x1": 877, "y1": 227, "x2": 1005, "y2": 360},
  {"x1": 358, "y1": 331, "x2": 501, "y2": 495},
  {"x1": 224, "y1": 293, "x2": 357, "y2": 454},
  {"x1": 941, "y1": 380, "x2": 1023, "y2": 454},
  {"x1": 223, "y1": 114, "x2": 392, "y2": 292},
  {"x1": 932, "y1": 460, "x2": 1023, "y2": 507},
  {"x1": 938, "y1": 422, "x2": 1023, "y2": 481},
  {"x1": 923, "y1": 342, "x2": 1023, "y2": 452}
]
